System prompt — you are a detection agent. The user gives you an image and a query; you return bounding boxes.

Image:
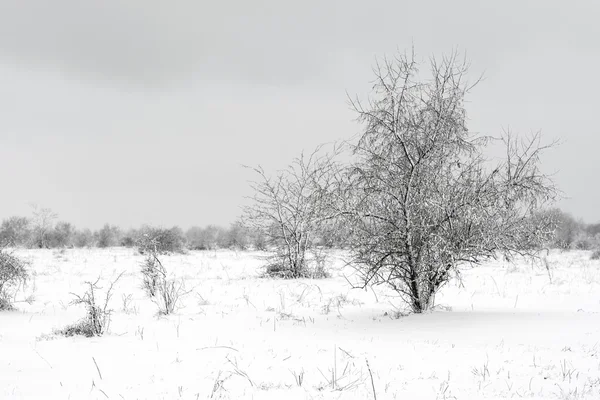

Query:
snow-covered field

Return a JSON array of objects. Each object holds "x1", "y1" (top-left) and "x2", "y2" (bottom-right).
[{"x1": 1, "y1": 248, "x2": 599, "y2": 399}]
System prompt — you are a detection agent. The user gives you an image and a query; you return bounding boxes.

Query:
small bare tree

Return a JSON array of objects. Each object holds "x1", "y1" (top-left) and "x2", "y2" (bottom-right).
[
  {"x1": 341, "y1": 49, "x2": 558, "y2": 313},
  {"x1": 30, "y1": 205, "x2": 57, "y2": 249},
  {"x1": 243, "y1": 146, "x2": 339, "y2": 278}
]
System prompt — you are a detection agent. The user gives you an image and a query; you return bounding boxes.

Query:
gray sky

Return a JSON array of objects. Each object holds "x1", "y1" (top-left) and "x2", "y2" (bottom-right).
[{"x1": 1, "y1": 0, "x2": 598, "y2": 229}]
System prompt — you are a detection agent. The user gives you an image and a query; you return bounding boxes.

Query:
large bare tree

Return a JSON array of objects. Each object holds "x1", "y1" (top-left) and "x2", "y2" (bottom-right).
[
  {"x1": 243, "y1": 146, "x2": 339, "y2": 278},
  {"x1": 341, "y1": 49, "x2": 558, "y2": 313}
]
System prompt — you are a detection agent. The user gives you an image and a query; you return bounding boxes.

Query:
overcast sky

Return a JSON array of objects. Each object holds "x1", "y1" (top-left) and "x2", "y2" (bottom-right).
[{"x1": 0, "y1": 0, "x2": 598, "y2": 229}]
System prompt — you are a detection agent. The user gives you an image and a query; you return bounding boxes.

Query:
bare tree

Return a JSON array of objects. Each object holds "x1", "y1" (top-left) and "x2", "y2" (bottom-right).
[
  {"x1": 341, "y1": 49, "x2": 558, "y2": 313},
  {"x1": 243, "y1": 145, "x2": 339, "y2": 278},
  {"x1": 95, "y1": 224, "x2": 121, "y2": 248},
  {"x1": 50, "y1": 221, "x2": 76, "y2": 248},
  {"x1": 30, "y1": 205, "x2": 57, "y2": 249},
  {"x1": 0, "y1": 216, "x2": 31, "y2": 247}
]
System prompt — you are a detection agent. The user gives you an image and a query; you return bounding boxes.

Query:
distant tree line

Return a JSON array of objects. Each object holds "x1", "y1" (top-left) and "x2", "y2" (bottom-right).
[
  {"x1": 0, "y1": 210, "x2": 350, "y2": 252},
  {"x1": 540, "y1": 208, "x2": 600, "y2": 250},
  {"x1": 0, "y1": 206, "x2": 597, "y2": 253}
]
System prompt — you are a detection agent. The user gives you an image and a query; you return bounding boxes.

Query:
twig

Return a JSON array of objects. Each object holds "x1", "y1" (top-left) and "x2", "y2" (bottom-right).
[
  {"x1": 92, "y1": 357, "x2": 103, "y2": 380},
  {"x1": 226, "y1": 356, "x2": 254, "y2": 387},
  {"x1": 196, "y1": 346, "x2": 239, "y2": 352},
  {"x1": 34, "y1": 349, "x2": 53, "y2": 369},
  {"x1": 338, "y1": 346, "x2": 355, "y2": 359},
  {"x1": 366, "y1": 358, "x2": 377, "y2": 400}
]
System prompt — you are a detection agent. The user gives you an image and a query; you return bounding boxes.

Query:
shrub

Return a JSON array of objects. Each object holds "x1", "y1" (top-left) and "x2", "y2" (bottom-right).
[
  {"x1": 544, "y1": 208, "x2": 581, "y2": 249},
  {"x1": 73, "y1": 228, "x2": 95, "y2": 248},
  {"x1": 251, "y1": 229, "x2": 268, "y2": 251},
  {"x1": 0, "y1": 216, "x2": 32, "y2": 247},
  {"x1": 185, "y1": 225, "x2": 224, "y2": 250},
  {"x1": 591, "y1": 249, "x2": 600, "y2": 260},
  {"x1": 153, "y1": 277, "x2": 188, "y2": 315},
  {"x1": 120, "y1": 229, "x2": 138, "y2": 247},
  {"x1": 0, "y1": 248, "x2": 29, "y2": 311},
  {"x1": 571, "y1": 231, "x2": 596, "y2": 250},
  {"x1": 140, "y1": 249, "x2": 188, "y2": 315},
  {"x1": 57, "y1": 273, "x2": 123, "y2": 337},
  {"x1": 219, "y1": 222, "x2": 250, "y2": 250},
  {"x1": 587, "y1": 223, "x2": 600, "y2": 237},
  {"x1": 0, "y1": 296, "x2": 12, "y2": 311},
  {"x1": 140, "y1": 255, "x2": 161, "y2": 297},
  {"x1": 95, "y1": 224, "x2": 121, "y2": 248},
  {"x1": 55, "y1": 320, "x2": 99, "y2": 337},
  {"x1": 48, "y1": 221, "x2": 76, "y2": 248},
  {"x1": 263, "y1": 249, "x2": 330, "y2": 279},
  {"x1": 138, "y1": 226, "x2": 186, "y2": 254},
  {"x1": 243, "y1": 146, "x2": 339, "y2": 278},
  {"x1": 316, "y1": 219, "x2": 351, "y2": 249}
]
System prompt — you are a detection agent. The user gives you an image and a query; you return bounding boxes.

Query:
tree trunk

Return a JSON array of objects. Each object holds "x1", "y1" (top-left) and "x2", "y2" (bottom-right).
[{"x1": 408, "y1": 269, "x2": 435, "y2": 313}]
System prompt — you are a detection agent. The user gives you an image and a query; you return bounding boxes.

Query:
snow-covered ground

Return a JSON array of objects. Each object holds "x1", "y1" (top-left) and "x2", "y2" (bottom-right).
[{"x1": 1, "y1": 248, "x2": 599, "y2": 399}]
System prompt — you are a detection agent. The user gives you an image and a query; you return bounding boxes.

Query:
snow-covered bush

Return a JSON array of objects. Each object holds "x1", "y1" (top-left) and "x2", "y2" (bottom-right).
[
  {"x1": 140, "y1": 250, "x2": 188, "y2": 315},
  {"x1": 138, "y1": 226, "x2": 186, "y2": 254},
  {"x1": 0, "y1": 248, "x2": 29, "y2": 310},
  {"x1": 57, "y1": 274, "x2": 122, "y2": 337}
]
